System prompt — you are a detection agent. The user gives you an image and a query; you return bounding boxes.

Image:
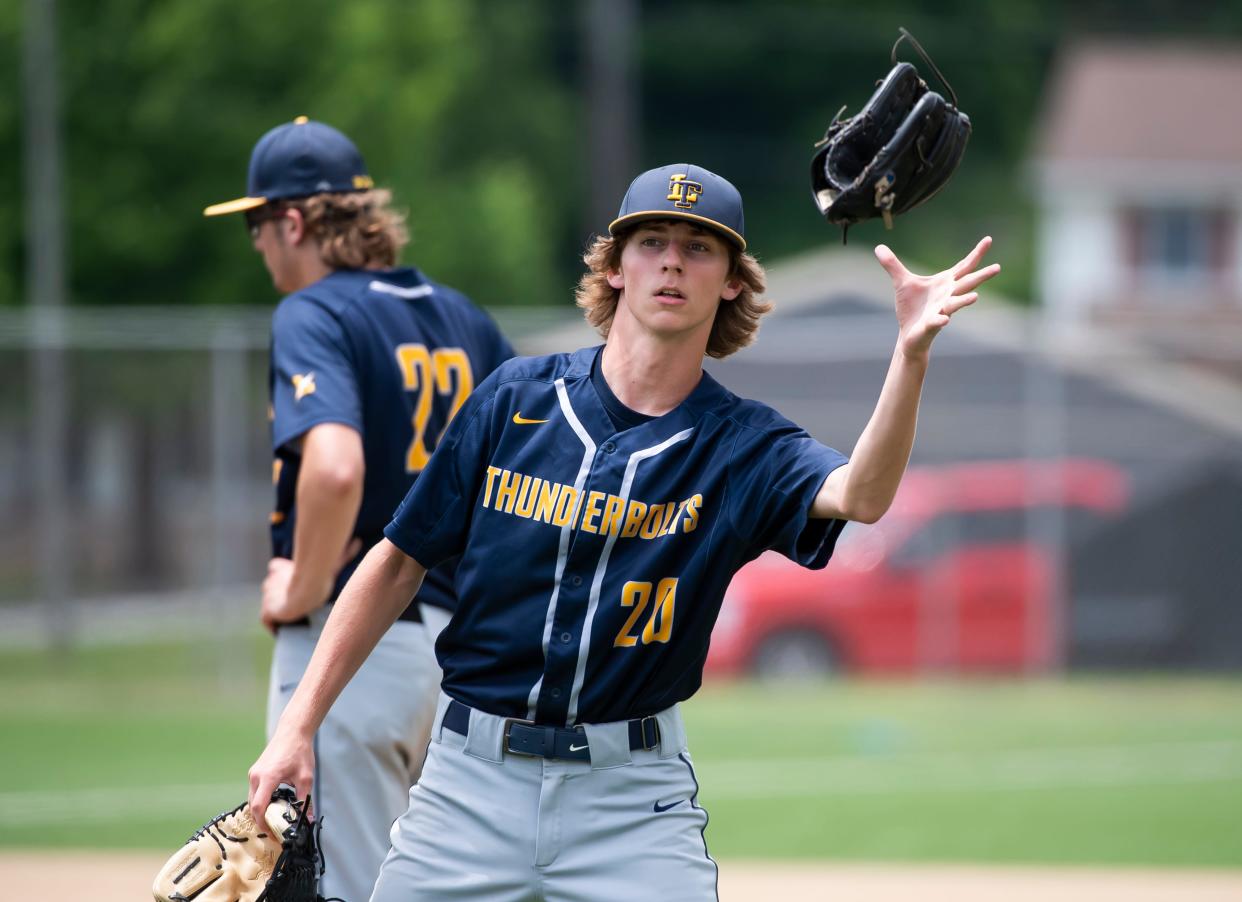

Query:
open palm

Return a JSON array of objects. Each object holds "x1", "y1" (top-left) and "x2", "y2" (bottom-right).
[{"x1": 875, "y1": 236, "x2": 999, "y2": 358}]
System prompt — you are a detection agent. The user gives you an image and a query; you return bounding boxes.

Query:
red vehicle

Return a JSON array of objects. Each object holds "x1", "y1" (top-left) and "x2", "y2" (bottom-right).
[{"x1": 706, "y1": 458, "x2": 1130, "y2": 677}]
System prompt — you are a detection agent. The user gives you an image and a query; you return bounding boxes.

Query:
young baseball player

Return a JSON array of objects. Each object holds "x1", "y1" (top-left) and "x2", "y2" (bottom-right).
[
  {"x1": 204, "y1": 117, "x2": 513, "y2": 901},
  {"x1": 249, "y1": 163, "x2": 998, "y2": 900}
]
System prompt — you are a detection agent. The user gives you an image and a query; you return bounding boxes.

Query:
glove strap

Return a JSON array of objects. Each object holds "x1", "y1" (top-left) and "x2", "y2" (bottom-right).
[{"x1": 891, "y1": 27, "x2": 959, "y2": 110}]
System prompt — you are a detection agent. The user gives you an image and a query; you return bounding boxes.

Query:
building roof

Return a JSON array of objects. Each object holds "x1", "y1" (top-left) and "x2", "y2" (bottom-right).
[
  {"x1": 1037, "y1": 42, "x2": 1242, "y2": 164},
  {"x1": 711, "y1": 246, "x2": 1242, "y2": 456}
]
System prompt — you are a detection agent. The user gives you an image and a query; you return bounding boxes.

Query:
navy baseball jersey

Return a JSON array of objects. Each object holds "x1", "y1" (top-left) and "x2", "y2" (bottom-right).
[
  {"x1": 269, "y1": 266, "x2": 514, "y2": 619},
  {"x1": 384, "y1": 346, "x2": 848, "y2": 724}
]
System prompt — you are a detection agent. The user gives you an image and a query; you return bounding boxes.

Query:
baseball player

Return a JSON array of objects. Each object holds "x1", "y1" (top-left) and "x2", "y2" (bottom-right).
[
  {"x1": 249, "y1": 163, "x2": 999, "y2": 900},
  {"x1": 204, "y1": 117, "x2": 513, "y2": 901}
]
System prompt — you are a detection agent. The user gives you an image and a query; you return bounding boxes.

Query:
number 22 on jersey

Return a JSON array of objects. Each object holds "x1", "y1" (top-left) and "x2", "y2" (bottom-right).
[{"x1": 395, "y1": 344, "x2": 474, "y2": 473}]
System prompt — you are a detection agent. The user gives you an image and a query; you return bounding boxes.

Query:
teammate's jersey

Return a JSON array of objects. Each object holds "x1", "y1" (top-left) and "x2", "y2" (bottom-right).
[
  {"x1": 269, "y1": 266, "x2": 514, "y2": 619},
  {"x1": 384, "y1": 346, "x2": 848, "y2": 723}
]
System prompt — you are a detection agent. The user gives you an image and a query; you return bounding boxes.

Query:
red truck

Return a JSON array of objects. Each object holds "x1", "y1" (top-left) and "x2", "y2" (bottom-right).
[{"x1": 706, "y1": 458, "x2": 1130, "y2": 677}]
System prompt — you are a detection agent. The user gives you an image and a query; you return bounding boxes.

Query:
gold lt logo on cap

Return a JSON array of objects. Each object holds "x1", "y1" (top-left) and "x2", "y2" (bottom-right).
[{"x1": 667, "y1": 173, "x2": 703, "y2": 209}]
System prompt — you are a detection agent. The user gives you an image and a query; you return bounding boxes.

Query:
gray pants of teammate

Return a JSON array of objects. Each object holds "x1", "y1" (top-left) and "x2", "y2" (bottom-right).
[
  {"x1": 370, "y1": 694, "x2": 718, "y2": 902},
  {"x1": 267, "y1": 602, "x2": 452, "y2": 902}
]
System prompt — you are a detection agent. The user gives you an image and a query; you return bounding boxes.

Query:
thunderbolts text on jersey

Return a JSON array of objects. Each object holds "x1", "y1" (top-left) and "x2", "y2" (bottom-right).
[{"x1": 482, "y1": 465, "x2": 702, "y2": 539}]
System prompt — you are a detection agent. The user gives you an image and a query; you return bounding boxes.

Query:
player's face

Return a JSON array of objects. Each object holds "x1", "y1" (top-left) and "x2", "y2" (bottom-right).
[
  {"x1": 608, "y1": 221, "x2": 742, "y2": 342},
  {"x1": 249, "y1": 211, "x2": 299, "y2": 294}
]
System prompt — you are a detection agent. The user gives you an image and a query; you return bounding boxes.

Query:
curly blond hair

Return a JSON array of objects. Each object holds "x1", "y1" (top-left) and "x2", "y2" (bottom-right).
[
  {"x1": 282, "y1": 189, "x2": 408, "y2": 269},
  {"x1": 574, "y1": 226, "x2": 771, "y2": 359}
]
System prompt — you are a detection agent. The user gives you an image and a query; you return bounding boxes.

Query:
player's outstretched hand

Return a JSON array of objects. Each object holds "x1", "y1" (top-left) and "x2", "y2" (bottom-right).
[
  {"x1": 248, "y1": 724, "x2": 315, "y2": 821},
  {"x1": 874, "y1": 236, "x2": 999, "y2": 360}
]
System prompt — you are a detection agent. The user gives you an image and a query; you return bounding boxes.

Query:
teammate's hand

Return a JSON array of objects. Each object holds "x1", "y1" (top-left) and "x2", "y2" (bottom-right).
[
  {"x1": 260, "y1": 539, "x2": 363, "y2": 632},
  {"x1": 875, "y1": 236, "x2": 999, "y2": 360},
  {"x1": 260, "y1": 557, "x2": 296, "y2": 634},
  {"x1": 248, "y1": 724, "x2": 315, "y2": 821}
]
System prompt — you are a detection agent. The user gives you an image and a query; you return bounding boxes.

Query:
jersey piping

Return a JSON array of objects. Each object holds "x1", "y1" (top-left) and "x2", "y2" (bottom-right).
[
  {"x1": 367, "y1": 280, "x2": 433, "y2": 299},
  {"x1": 566, "y1": 426, "x2": 695, "y2": 724},
  {"x1": 525, "y1": 377, "x2": 599, "y2": 720}
]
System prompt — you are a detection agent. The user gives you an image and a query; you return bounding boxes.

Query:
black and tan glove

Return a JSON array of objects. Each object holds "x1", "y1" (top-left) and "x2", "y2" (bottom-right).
[{"x1": 152, "y1": 785, "x2": 339, "y2": 902}]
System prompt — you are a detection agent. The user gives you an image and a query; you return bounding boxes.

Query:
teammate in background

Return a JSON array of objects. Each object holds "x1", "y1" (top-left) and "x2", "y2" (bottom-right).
[
  {"x1": 248, "y1": 163, "x2": 999, "y2": 900},
  {"x1": 203, "y1": 117, "x2": 513, "y2": 902}
]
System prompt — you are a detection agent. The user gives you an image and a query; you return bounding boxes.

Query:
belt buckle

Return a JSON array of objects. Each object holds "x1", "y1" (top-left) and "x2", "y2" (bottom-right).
[
  {"x1": 637, "y1": 715, "x2": 661, "y2": 751},
  {"x1": 502, "y1": 717, "x2": 538, "y2": 757}
]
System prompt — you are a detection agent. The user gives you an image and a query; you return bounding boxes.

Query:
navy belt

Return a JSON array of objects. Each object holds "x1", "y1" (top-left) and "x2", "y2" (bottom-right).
[{"x1": 442, "y1": 699, "x2": 660, "y2": 762}]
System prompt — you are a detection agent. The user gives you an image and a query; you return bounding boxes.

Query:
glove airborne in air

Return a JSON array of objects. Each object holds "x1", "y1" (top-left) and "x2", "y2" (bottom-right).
[{"x1": 811, "y1": 28, "x2": 972, "y2": 242}]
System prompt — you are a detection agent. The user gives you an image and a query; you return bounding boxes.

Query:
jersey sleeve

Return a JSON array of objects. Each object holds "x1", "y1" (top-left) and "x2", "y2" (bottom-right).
[
  {"x1": 730, "y1": 425, "x2": 849, "y2": 569},
  {"x1": 270, "y1": 297, "x2": 363, "y2": 453},
  {"x1": 384, "y1": 376, "x2": 499, "y2": 570}
]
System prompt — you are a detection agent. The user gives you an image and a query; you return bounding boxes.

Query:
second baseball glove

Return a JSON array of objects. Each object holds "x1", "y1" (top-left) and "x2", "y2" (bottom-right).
[
  {"x1": 152, "y1": 785, "x2": 338, "y2": 902},
  {"x1": 811, "y1": 28, "x2": 971, "y2": 241}
]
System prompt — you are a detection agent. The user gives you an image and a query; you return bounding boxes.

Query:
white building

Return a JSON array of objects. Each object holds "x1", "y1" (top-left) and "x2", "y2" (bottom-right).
[{"x1": 1033, "y1": 42, "x2": 1242, "y2": 374}]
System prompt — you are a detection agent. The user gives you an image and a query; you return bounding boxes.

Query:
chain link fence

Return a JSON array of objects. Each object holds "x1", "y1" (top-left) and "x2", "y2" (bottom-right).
[{"x1": 2, "y1": 251, "x2": 1239, "y2": 671}]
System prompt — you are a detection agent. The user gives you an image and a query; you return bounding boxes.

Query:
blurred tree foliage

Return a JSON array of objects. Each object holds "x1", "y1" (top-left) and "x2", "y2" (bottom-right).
[
  {"x1": 0, "y1": 2, "x2": 20, "y2": 308},
  {"x1": 2, "y1": 0, "x2": 1241, "y2": 309},
  {"x1": 1, "y1": 0, "x2": 580, "y2": 309},
  {"x1": 640, "y1": 0, "x2": 1242, "y2": 303}
]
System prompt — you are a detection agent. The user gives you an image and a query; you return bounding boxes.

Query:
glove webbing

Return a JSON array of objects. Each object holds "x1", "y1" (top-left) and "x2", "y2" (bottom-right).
[{"x1": 256, "y1": 795, "x2": 346, "y2": 902}]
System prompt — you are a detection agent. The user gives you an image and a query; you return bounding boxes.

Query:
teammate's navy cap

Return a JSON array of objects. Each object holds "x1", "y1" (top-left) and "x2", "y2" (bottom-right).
[
  {"x1": 608, "y1": 163, "x2": 746, "y2": 251},
  {"x1": 203, "y1": 116, "x2": 374, "y2": 216}
]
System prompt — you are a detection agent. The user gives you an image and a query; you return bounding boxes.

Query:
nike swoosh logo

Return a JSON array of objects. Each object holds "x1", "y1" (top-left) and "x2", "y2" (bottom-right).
[
  {"x1": 653, "y1": 799, "x2": 685, "y2": 813},
  {"x1": 568, "y1": 742, "x2": 589, "y2": 752},
  {"x1": 278, "y1": 682, "x2": 299, "y2": 693},
  {"x1": 512, "y1": 412, "x2": 549, "y2": 425}
]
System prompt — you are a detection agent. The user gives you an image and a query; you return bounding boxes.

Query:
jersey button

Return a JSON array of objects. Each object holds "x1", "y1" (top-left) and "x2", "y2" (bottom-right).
[
  {"x1": 570, "y1": 575, "x2": 583, "y2": 587},
  {"x1": 560, "y1": 631, "x2": 572, "y2": 643},
  {"x1": 550, "y1": 688, "x2": 562, "y2": 699},
  {"x1": 601, "y1": 441, "x2": 616, "y2": 454}
]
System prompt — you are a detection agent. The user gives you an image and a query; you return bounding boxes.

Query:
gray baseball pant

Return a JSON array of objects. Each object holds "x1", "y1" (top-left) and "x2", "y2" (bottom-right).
[
  {"x1": 370, "y1": 693, "x2": 719, "y2": 902},
  {"x1": 267, "y1": 604, "x2": 449, "y2": 902}
]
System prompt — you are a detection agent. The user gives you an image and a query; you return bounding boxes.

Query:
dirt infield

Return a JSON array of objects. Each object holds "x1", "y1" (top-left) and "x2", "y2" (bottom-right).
[{"x1": 5, "y1": 851, "x2": 1242, "y2": 901}]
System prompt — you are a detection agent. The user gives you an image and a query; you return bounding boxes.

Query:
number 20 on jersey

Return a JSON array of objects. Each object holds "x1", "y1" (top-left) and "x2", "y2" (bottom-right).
[{"x1": 614, "y1": 578, "x2": 677, "y2": 647}]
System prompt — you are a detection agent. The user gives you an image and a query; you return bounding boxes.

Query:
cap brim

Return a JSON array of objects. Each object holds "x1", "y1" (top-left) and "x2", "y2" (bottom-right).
[
  {"x1": 608, "y1": 210, "x2": 746, "y2": 251},
  {"x1": 203, "y1": 196, "x2": 268, "y2": 217}
]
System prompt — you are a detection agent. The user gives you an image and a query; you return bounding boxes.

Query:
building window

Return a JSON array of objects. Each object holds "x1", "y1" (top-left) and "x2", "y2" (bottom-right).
[{"x1": 1123, "y1": 206, "x2": 1233, "y2": 287}]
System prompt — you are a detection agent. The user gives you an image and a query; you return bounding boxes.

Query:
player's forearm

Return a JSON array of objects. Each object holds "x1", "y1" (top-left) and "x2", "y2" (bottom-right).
[
  {"x1": 830, "y1": 346, "x2": 929, "y2": 522},
  {"x1": 273, "y1": 539, "x2": 425, "y2": 742},
  {"x1": 284, "y1": 458, "x2": 364, "y2": 618}
]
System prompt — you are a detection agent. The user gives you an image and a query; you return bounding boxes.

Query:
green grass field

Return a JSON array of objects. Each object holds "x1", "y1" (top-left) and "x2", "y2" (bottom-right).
[{"x1": 2, "y1": 638, "x2": 1240, "y2": 867}]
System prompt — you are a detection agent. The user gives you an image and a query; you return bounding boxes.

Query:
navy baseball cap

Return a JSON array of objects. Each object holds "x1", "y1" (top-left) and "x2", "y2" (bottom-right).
[
  {"x1": 203, "y1": 116, "x2": 374, "y2": 216},
  {"x1": 608, "y1": 163, "x2": 746, "y2": 250}
]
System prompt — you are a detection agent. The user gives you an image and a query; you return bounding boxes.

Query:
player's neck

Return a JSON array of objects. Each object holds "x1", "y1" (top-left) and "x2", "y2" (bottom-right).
[
  {"x1": 599, "y1": 333, "x2": 705, "y2": 417},
  {"x1": 277, "y1": 239, "x2": 335, "y2": 293},
  {"x1": 287, "y1": 258, "x2": 334, "y2": 292}
]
